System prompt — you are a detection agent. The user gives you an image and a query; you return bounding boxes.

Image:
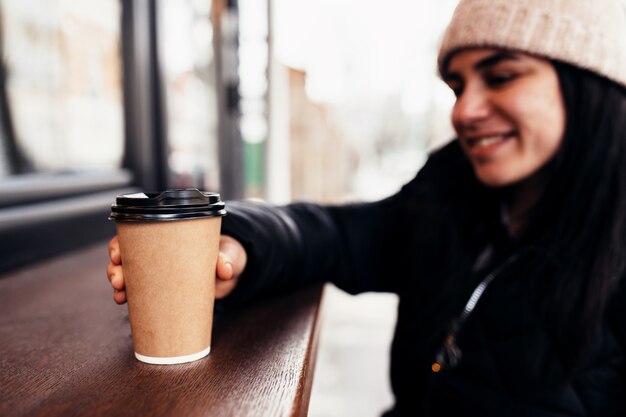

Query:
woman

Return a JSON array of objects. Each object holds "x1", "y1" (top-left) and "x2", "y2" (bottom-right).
[{"x1": 107, "y1": 0, "x2": 626, "y2": 415}]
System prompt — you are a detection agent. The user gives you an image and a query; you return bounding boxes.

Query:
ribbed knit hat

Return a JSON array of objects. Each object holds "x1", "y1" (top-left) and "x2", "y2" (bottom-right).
[{"x1": 438, "y1": 0, "x2": 626, "y2": 88}]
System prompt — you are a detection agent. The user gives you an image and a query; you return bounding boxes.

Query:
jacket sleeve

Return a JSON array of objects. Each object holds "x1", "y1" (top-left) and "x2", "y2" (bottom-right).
[
  {"x1": 218, "y1": 141, "x2": 467, "y2": 308},
  {"x1": 218, "y1": 191, "x2": 409, "y2": 308}
]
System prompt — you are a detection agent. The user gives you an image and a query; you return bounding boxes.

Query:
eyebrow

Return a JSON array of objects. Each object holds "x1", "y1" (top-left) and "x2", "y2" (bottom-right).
[
  {"x1": 475, "y1": 51, "x2": 521, "y2": 70},
  {"x1": 443, "y1": 51, "x2": 523, "y2": 82}
]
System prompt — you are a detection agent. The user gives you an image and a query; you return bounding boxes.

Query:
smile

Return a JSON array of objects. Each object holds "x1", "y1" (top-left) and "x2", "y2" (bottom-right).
[
  {"x1": 465, "y1": 132, "x2": 515, "y2": 148},
  {"x1": 462, "y1": 132, "x2": 516, "y2": 160}
]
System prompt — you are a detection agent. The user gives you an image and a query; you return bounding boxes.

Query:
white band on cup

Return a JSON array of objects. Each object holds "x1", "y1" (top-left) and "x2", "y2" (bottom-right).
[{"x1": 135, "y1": 345, "x2": 211, "y2": 365}]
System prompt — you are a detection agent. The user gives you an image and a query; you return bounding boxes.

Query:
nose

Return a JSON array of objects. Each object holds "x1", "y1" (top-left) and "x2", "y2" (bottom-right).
[{"x1": 451, "y1": 85, "x2": 491, "y2": 131}]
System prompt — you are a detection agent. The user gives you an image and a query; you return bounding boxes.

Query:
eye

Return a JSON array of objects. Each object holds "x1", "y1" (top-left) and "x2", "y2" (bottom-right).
[{"x1": 484, "y1": 72, "x2": 517, "y2": 87}]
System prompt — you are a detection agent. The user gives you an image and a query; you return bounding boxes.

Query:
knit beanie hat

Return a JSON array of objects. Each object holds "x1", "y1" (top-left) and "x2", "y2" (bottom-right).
[{"x1": 438, "y1": 0, "x2": 626, "y2": 88}]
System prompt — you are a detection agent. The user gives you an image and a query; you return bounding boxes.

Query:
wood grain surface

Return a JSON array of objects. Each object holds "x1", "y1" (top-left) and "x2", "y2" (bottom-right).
[{"x1": 0, "y1": 241, "x2": 324, "y2": 417}]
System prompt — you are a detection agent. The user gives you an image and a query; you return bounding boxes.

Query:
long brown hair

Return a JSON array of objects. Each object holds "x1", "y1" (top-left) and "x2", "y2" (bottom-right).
[{"x1": 526, "y1": 61, "x2": 626, "y2": 370}]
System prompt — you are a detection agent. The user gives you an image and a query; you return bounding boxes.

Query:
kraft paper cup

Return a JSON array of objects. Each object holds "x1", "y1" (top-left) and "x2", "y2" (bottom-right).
[{"x1": 110, "y1": 189, "x2": 226, "y2": 365}]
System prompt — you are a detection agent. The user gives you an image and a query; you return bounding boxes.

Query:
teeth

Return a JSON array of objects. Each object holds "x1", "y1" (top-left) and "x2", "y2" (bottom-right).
[{"x1": 475, "y1": 135, "x2": 504, "y2": 147}]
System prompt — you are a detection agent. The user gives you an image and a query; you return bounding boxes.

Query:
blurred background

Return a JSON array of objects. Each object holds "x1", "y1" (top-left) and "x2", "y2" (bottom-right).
[{"x1": 0, "y1": 0, "x2": 459, "y2": 415}]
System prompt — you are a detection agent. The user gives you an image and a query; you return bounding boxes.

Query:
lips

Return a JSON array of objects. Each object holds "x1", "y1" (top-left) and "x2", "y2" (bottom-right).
[
  {"x1": 462, "y1": 131, "x2": 516, "y2": 158},
  {"x1": 465, "y1": 132, "x2": 514, "y2": 147}
]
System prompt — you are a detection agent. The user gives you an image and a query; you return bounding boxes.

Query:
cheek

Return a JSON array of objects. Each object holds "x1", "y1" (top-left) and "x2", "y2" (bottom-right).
[
  {"x1": 535, "y1": 102, "x2": 565, "y2": 159},
  {"x1": 511, "y1": 88, "x2": 565, "y2": 158}
]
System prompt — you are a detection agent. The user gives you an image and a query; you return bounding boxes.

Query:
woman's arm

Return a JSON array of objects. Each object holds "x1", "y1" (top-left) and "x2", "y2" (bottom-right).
[{"x1": 218, "y1": 194, "x2": 408, "y2": 307}]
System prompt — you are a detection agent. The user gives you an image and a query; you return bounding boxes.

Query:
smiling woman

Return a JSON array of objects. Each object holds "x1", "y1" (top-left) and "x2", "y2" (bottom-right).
[{"x1": 132, "y1": 0, "x2": 625, "y2": 416}]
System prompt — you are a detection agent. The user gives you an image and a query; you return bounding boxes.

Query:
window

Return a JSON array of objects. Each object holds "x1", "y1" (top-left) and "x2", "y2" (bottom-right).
[
  {"x1": 0, "y1": 0, "x2": 129, "y2": 205},
  {"x1": 0, "y1": 0, "x2": 234, "y2": 273},
  {"x1": 0, "y1": 1, "x2": 132, "y2": 272},
  {"x1": 157, "y1": 0, "x2": 220, "y2": 192}
]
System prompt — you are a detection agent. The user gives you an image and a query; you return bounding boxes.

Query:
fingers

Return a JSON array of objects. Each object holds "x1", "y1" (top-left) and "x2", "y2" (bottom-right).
[
  {"x1": 113, "y1": 289, "x2": 127, "y2": 305},
  {"x1": 216, "y1": 235, "x2": 247, "y2": 281},
  {"x1": 108, "y1": 236, "x2": 127, "y2": 304},
  {"x1": 215, "y1": 276, "x2": 239, "y2": 299},
  {"x1": 215, "y1": 235, "x2": 247, "y2": 299},
  {"x1": 107, "y1": 263, "x2": 125, "y2": 290},
  {"x1": 109, "y1": 236, "x2": 121, "y2": 265},
  {"x1": 107, "y1": 262, "x2": 127, "y2": 305}
]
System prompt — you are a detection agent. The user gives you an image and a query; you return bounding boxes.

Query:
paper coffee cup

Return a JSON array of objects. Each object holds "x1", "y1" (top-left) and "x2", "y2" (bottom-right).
[{"x1": 110, "y1": 189, "x2": 226, "y2": 365}]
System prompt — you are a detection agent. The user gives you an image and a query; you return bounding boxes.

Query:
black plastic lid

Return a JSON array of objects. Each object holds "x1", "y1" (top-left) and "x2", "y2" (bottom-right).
[{"x1": 109, "y1": 188, "x2": 226, "y2": 221}]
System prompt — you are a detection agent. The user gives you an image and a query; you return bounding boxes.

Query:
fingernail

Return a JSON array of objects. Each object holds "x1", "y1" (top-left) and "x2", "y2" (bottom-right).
[{"x1": 224, "y1": 262, "x2": 233, "y2": 277}]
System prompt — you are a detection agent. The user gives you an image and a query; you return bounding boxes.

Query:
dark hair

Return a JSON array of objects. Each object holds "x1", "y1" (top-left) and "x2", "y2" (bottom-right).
[{"x1": 527, "y1": 62, "x2": 626, "y2": 371}]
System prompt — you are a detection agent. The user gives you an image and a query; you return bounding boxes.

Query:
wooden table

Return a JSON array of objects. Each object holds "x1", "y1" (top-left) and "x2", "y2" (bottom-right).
[{"x1": 0, "y1": 241, "x2": 324, "y2": 417}]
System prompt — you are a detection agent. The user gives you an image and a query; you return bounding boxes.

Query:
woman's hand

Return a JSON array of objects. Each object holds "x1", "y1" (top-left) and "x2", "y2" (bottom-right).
[
  {"x1": 214, "y1": 235, "x2": 248, "y2": 298},
  {"x1": 106, "y1": 235, "x2": 248, "y2": 304},
  {"x1": 107, "y1": 236, "x2": 127, "y2": 304}
]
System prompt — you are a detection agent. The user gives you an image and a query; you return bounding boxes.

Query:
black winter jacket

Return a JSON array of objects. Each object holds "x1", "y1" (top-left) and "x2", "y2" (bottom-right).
[{"x1": 220, "y1": 141, "x2": 626, "y2": 417}]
